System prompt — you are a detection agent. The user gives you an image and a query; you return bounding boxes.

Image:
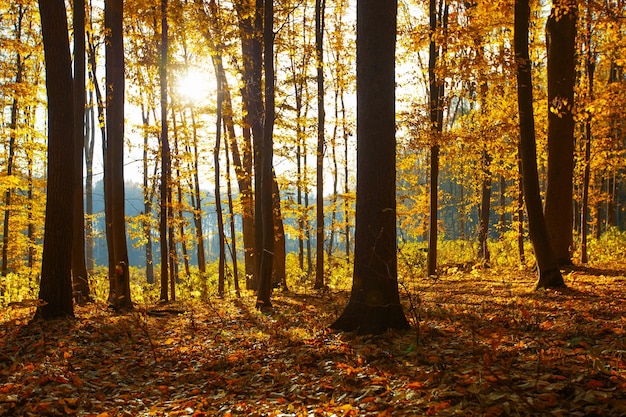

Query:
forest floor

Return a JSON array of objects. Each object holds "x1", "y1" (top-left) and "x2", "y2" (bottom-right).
[{"x1": 1, "y1": 265, "x2": 626, "y2": 416}]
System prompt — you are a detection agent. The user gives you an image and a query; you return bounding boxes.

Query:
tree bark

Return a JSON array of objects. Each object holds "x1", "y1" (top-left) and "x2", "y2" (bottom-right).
[
  {"x1": 215, "y1": 75, "x2": 227, "y2": 298},
  {"x1": 36, "y1": 0, "x2": 76, "y2": 319},
  {"x1": 580, "y1": 6, "x2": 594, "y2": 265},
  {"x1": 105, "y1": 0, "x2": 132, "y2": 309},
  {"x1": 514, "y1": 0, "x2": 565, "y2": 289},
  {"x1": 426, "y1": 0, "x2": 447, "y2": 278},
  {"x1": 478, "y1": 150, "x2": 492, "y2": 264},
  {"x1": 158, "y1": 0, "x2": 170, "y2": 303},
  {"x1": 331, "y1": 0, "x2": 409, "y2": 334},
  {"x1": 314, "y1": 0, "x2": 326, "y2": 290},
  {"x1": 256, "y1": 0, "x2": 275, "y2": 310},
  {"x1": 72, "y1": 0, "x2": 91, "y2": 302},
  {"x1": 234, "y1": 0, "x2": 263, "y2": 291},
  {"x1": 544, "y1": 0, "x2": 577, "y2": 266},
  {"x1": 1, "y1": 5, "x2": 22, "y2": 277}
]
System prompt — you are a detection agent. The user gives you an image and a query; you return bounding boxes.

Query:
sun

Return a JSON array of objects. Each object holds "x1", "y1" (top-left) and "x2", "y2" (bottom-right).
[{"x1": 175, "y1": 68, "x2": 212, "y2": 104}]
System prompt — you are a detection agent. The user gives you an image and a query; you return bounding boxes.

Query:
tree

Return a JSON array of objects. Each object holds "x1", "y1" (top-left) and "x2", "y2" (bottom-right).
[
  {"x1": 426, "y1": 0, "x2": 447, "y2": 278},
  {"x1": 1, "y1": 2, "x2": 26, "y2": 278},
  {"x1": 105, "y1": 0, "x2": 132, "y2": 309},
  {"x1": 234, "y1": 0, "x2": 263, "y2": 291},
  {"x1": 36, "y1": 0, "x2": 76, "y2": 319},
  {"x1": 314, "y1": 0, "x2": 326, "y2": 290},
  {"x1": 256, "y1": 0, "x2": 275, "y2": 310},
  {"x1": 331, "y1": 0, "x2": 410, "y2": 334},
  {"x1": 71, "y1": 0, "x2": 91, "y2": 302},
  {"x1": 159, "y1": 0, "x2": 171, "y2": 303},
  {"x1": 543, "y1": 0, "x2": 577, "y2": 266},
  {"x1": 514, "y1": 0, "x2": 565, "y2": 290},
  {"x1": 215, "y1": 70, "x2": 227, "y2": 298},
  {"x1": 579, "y1": 1, "x2": 595, "y2": 264}
]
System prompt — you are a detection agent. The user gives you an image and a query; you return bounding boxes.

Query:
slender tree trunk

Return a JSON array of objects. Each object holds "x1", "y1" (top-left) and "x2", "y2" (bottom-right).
[
  {"x1": 580, "y1": 6, "x2": 594, "y2": 265},
  {"x1": 170, "y1": 111, "x2": 190, "y2": 279},
  {"x1": 427, "y1": 0, "x2": 447, "y2": 278},
  {"x1": 224, "y1": 130, "x2": 240, "y2": 297},
  {"x1": 314, "y1": 0, "x2": 326, "y2": 290},
  {"x1": 272, "y1": 172, "x2": 287, "y2": 289},
  {"x1": 517, "y1": 143, "x2": 526, "y2": 264},
  {"x1": 215, "y1": 75, "x2": 227, "y2": 298},
  {"x1": 72, "y1": 0, "x2": 91, "y2": 302},
  {"x1": 36, "y1": 0, "x2": 76, "y2": 319},
  {"x1": 85, "y1": 86, "x2": 95, "y2": 274},
  {"x1": 328, "y1": 87, "x2": 339, "y2": 260},
  {"x1": 514, "y1": 0, "x2": 565, "y2": 289},
  {"x1": 478, "y1": 150, "x2": 492, "y2": 264},
  {"x1": 197, "y1": 0, "x2": 254, "y2": 291},
  {"x1": 343, "y1": 94, "x2": 351, "y2": 263},
  {"x1": 256, "y1": 0, "x2": 275, "y2": 310},
  {"x1": 159, "y1": 0, "x2": 170, "y2": 303},
  {"x1": 141, "y1": 105, "x2": 156, "y2": 284},
  {"x1": 185, "y1": 109, "x2": 206, "y2": 290},
  {"x1": 2, "y1": 5, "x2": 26, "y2": 277},
  {"x1": 499, "y1": 174, "x2": 506, "y2": 238}
]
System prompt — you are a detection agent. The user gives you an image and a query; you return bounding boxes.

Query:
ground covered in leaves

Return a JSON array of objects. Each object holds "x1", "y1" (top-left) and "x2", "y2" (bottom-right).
[{"x1": 1, "y1": 267, "x2": 626, "y2": 416}]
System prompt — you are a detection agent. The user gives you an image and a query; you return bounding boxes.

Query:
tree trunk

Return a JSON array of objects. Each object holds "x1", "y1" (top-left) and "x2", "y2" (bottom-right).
[
  {"x1": 159, "y1": 0, "x2": 170, "y2": 303},
  {"x1": 314, "y1": 0, "x2": 326, "y2": 290},
  {"x1": 72, "y1": 0, "x2": 91, "y2": 302},
  {"x1": 234, "y1": 0, "x2": 263, "y2": 291},
  {"x1": 478, "y1": 150, "x2": 492, "y2": 264},
  {"x1": 36, "y1": 0, "x2": 75, "y2": 319},
  {"x1": 517, "y1": 142, "x2": 526, "y2": 264},
  {"x1": 256, "y1": 0, "x2": 275, "y2": 310},
  {"x1": 272, "y1": 172, "x2": 286, "y2": 289},
  {"x1": 514, "y1": 0, "x2": 565, "y2": 289},
  {"x1": 580, "y1": 7, "x2": 594, "y2": 265},
  {"x1": 85, "y1": 85, "x2": 96, "y2": 274},
  {"x1": 543, "y1": 0, "x2": 577, "y2": 266},
  {"x1": 426, "y1": 0, "x2": 447, "y2": 278},
  {"x1": 141, "y1": 105, "x2": 156, "y2": 284},
  {"x1": 2, "y1": 4, "x2": 28, "y2": 278},
  {"x1": 215, "y1": 76, "x2": 227, "y2": 298},
  {"x1": 105, "y1": 0, "x2": 132, "y2": 309},
  {"x1": 331, "y1": 0, "x2": 409, "y2": 334},
  {"x1": 224, "y1": 130, "x2": 240, "y2": 296}
]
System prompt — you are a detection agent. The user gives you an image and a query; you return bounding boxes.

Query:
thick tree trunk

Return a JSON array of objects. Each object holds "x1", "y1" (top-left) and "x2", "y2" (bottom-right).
[
  {"x1": 514, "y1": 0, "x2": 565, "y2": 289},
  {"x1": 234, "y1": 0, "x2": 263, "y2": 291},
  {"x1": 36, "y1": 0, "x2": 75, "y2": 319},
  {"x1": 105, "y1": 0, "x2": 132, "y2": 309},
  {"x1": 543, "y1": 0, "x2": 577, "y2": 266},
  {"x1": 331, "y1": 0, "x2": 409, "y2": 334}
]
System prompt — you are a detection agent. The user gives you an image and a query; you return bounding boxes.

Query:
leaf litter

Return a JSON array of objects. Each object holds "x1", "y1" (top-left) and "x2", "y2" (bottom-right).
[{"x1": 1, "y1": 267, "x2": 625, "y2": 416}]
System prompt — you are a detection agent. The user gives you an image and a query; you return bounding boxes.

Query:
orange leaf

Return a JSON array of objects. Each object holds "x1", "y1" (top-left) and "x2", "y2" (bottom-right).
[
  {"x1": 587, "y1": 379, "x2": 604, "y2": 389},
  {"x1": 405, "y1": 381, "x2": 425, "y2": 390}
]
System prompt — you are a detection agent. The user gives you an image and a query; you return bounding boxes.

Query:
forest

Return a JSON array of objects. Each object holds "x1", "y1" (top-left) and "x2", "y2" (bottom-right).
[{"x1": 1, "y1": 0, "x2": 625, "y2": 415}]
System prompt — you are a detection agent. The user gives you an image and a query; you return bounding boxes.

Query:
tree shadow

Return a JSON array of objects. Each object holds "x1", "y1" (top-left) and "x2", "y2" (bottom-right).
[{"x1": 564, "y1": 264, "x2": 626, "y2": 277}]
